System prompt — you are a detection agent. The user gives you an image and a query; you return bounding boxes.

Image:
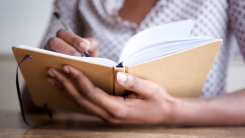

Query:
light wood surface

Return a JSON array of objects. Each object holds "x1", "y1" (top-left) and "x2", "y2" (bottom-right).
[{"x1": 1, "y1": 111, "x2": 245, "y2": 138}]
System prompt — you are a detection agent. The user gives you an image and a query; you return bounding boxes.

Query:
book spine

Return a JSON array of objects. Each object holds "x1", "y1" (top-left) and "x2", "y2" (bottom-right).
[{"x1": 113, "y1": 67, "x2": 125, "y2": 96}]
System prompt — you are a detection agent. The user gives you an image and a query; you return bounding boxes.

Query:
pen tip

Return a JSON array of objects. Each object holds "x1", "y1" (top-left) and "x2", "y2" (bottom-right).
[
  {"x1": 53, "y1": 12, "x2": 60, "y2": 19},
  {"x1": 84, "y1": 52, "x2": 90, "y2": 57}
]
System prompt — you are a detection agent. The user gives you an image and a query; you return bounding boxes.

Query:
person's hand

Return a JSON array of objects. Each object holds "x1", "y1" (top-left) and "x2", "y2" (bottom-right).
[
  {"x1": 45, "y1": 29, "x2": 98, "y2": 57},
  {"x1": 46, "y1": 65, "x2": 179, "y2": 125}
]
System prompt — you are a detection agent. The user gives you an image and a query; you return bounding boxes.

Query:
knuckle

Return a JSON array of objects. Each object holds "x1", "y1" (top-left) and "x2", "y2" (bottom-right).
[
  {"x1": 59, "y1": 80, "x2": 64, "y2": 85},
  {"x1": 128, "y1": 76, "x2": 140, "y2": 89},
  {"x1": 56, "y1": 29, "x2": 66, "y2": 37},
  {"x1": 111, "y1": 108, "x2": 128, "y2": 119},
  {"x1": 58, "y1": 76, "x2": 69, "y2": 85},
  {"x1": 72, "y1": 73, "x2": 84, "y2": 81},
  {"x1": 83, "y1": 86, "x2": 96, "y2": 99},
  {"x1": 72, "y1": 96, "x2": 93, "y2": 113},
  {"x1": 149, "y1": 82, "x2": 161, "y2": 98},
  {"x1": 72, "y1": 96, "x2": 83, "y2": 108},
  {"x1": 71, "y1": 36, "x2": 79, "y2": 46},
  {"x1": 47, "y1": 37, "x2": 59, "y2": 50},
  {"x1": 69, "y1": 49, "x2": 80, "y2": 56}
]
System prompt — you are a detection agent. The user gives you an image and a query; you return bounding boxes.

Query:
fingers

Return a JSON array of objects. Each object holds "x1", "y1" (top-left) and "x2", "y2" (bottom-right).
[
  {"x1": 116, "y1": 72, "x2": 162, "y2": 99},
  {"x1": 61, "y1": 65, "x2": 128, "y2": 118},
  {"x1": 56, "y1": 29, "x2": 90, "y2": 52},
  {"x1": 45, "y1": 37, "x2": 82, "y2": 56},
  {"x1": 46, "y1": 68, "x2": 111, "y2": 119},
  {"x1": 45, "y1": 29, "x2": 98, "y2": 57},
  {"x1": 46, "y1": 66, "x2": 172, "y2": 125},
  {"x1": 46, "y1": 76, "x2": 63, "y2": 89},
  {"x1": 47, "y1": 66, "x2": 129, "y2": 121}
]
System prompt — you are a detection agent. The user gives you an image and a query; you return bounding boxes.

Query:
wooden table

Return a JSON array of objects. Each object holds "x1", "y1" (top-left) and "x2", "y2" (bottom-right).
[{"x1": 1, "y1": 111, "x2": 245, "y2": 138}]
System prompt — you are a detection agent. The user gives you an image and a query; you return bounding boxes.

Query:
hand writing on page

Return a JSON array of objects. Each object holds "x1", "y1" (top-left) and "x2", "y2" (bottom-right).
[
  {"x1": 46, "y1": 65, "x2": 179, "y2": 125},
  {"x1": 45, "y1": 29, "x2": 98, "y2": 57}
]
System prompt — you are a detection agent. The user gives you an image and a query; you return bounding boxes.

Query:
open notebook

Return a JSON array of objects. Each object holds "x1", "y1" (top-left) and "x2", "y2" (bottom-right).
[
  {"x1": 13, "y1": 20, "x2": 222, "y2": 112},
  {"x1": 18, "y1": 20, "x2": 216, "y2": 67},
  {"x1": 18, "y1": 36, "x2": 216, "y2": 67}
]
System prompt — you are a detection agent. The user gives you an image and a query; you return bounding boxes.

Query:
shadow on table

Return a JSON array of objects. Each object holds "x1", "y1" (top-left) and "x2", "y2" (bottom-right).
[{"x1": 2, "y1": 112, "x2": 244, "y2": 137}]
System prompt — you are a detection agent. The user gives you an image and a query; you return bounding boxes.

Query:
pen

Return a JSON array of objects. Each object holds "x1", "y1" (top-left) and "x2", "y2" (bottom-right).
[{"x1": 53, "y1": 12, "x2": 90, "y2": 57}]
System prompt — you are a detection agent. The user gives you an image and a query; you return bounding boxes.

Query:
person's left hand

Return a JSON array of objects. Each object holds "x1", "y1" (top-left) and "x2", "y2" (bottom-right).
[{"x1": 47, "y1": 65, "x2": 179, "y2": 125}]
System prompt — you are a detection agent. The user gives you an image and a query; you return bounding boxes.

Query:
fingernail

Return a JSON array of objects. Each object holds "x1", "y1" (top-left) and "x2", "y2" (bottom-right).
[
  {"x1": 117, "y1": 72, "x2": 127, "y2": 82},
  {"x1": 79, "y1": 42, "x2": 89, "y2": 51},
  {"x1": 84, "y1": 39, "x2": 91, "y2": 46},
  {"x1": 47, "y1": 70, "x2": 55, "y2": 77},
  {"x1": 47, "y1": 78, "x2": 55, "y2": 85},
  {"x1": 63, "y1": 66, "x2": 70, "y2": 73}
]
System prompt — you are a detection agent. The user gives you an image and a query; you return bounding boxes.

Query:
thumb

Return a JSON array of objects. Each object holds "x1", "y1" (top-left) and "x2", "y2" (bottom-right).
[{"x1": 116, "y1": 72, "x2": 161, "y2": 99}]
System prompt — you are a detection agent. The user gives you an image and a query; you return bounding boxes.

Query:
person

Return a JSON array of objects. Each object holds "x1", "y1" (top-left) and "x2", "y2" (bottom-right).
[{"x1": 25, "y1": 0, "x2": 245, "y2": 126}]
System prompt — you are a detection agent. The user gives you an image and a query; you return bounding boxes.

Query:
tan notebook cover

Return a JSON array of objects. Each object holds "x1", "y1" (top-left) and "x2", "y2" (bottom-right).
[{"x1": 12, "y1": 40, "x2": 222, "y2": 113}]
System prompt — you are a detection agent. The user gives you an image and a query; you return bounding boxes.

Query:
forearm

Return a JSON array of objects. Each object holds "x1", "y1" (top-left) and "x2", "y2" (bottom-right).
[{"x1": 173, "y1": 89, "x2": 245, "y2": 126}]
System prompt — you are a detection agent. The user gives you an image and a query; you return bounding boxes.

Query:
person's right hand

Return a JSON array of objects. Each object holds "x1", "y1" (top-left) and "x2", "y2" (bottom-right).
[{"x1": 45, "y1": 29, "x2": 98, "y2": 57}]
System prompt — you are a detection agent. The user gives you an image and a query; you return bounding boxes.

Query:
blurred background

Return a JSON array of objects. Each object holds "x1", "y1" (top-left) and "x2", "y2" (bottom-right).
[
  {"x1": 0, "y1": 0, "x2": 54, "y2": 112},
  {"x1": 0, "y1": 0, "x2": 245, "y2": 112}
]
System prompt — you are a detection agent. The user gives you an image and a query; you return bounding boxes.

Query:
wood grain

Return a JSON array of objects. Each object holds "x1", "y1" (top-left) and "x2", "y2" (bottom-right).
[{"x1": 1, "y1": 111, "x2": 245, "y2": 138}]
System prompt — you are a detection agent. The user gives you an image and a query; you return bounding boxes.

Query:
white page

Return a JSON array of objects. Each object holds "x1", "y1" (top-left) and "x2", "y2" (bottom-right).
[
  {"x1": 121, "y1": 36, "x2": 213, "y2": 63},
  {"x1": 18, "y1": 20, "x2": 218, "y2": 67},
  {"x1": 123, "y1": 38, "x2": 215, "y2": 66},
  {"x1": 118, "y1": 19, "x2": 195, "y2": 63}
]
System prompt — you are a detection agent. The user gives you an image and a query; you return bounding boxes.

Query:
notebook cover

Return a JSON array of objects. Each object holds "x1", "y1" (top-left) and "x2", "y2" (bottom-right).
[
  {"x1": 12, "y1": 46, "x2": 114, "y2": 112},
  {"x1": 12, "y1": 39, "x2": 221, "y2": 112},
  {"x1": 126, "y1": 40, "x2": 222, "y2": 97}
]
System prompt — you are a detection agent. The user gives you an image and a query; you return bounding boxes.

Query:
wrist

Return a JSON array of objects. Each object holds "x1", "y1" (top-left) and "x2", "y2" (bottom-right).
[
  {"x1": 171, "y1": 98, "x2": 202, "y2": 126},
  {"x1": 172, "y1": 98, "x2": 186, "y2": 126},
  {"x1": 159, "y1": 96, "x2": 183, "y2": 126},
  {"x1": 169, "y1": 98, "x2": 184, "y2": 126},
  {"x1": 163, "y1": 97, "x2": 192, "y2": 126}
]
